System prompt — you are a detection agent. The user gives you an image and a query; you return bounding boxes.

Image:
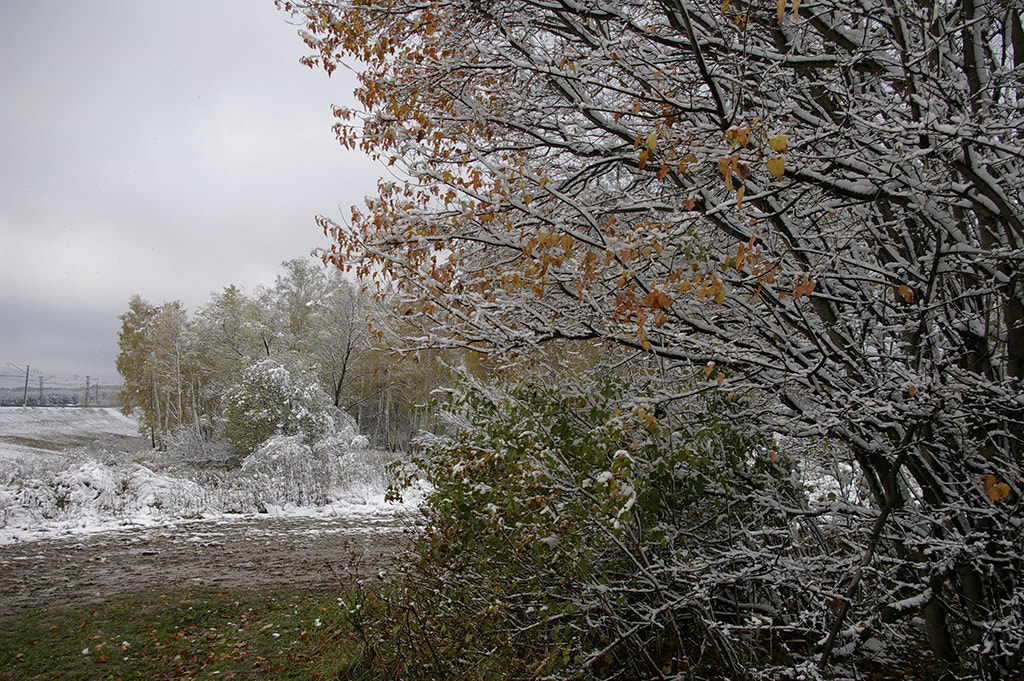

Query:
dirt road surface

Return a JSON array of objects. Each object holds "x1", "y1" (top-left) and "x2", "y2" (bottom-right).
[{"x1": 0, "y1": 515, "x2": 415, "y2": 618}]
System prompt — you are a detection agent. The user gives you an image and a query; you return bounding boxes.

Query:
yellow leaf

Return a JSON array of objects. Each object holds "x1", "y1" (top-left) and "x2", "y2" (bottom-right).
[
  {"x1": 736, "y1": 185, "x2": 745, "y2": 209},
  {"x1": 793, "y1": 0, "x2": 800, "y2": 18},
  {"x1": 703, "y1": 362, "x2": 715, "y2": 377},
  {"x1": 638, "y1": 149, "x2": 649, "y2": 170},
  {"x1": 715, "y1": 291, "x2": 726, "y2": 305},
  {"x1": 769, "y1": 135, "x2": 788, "y2": 153},
  {"x1": 722, "y1": 0, "x2": 730, "y2": 11},
  {"x1": 767, "y1": 156, "x2": 785, "y2": 180},
  {"x1": 777, "y1": 0, "x2": 786, "y2": 23},
  {"x1": 539, "y1": 177, "x2": 549, "y2": 188},
  {"x1": 646, "y1": 133, "x2": 658, "y2": 153},
  {"x1": 716, "y1": 372, "x2": 725, "y2": 386},
  {"x1": 524, "y1": 194, "x2": 533, "y2": 205}
]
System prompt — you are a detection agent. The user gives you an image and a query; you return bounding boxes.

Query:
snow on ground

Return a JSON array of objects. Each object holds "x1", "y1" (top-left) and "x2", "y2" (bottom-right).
[
  {"x1": 0, "y1": 407, "x2": 425, "y2": 545},
  {"x1": 0, "y1": 406, "x2": 138, "y2": 437}
]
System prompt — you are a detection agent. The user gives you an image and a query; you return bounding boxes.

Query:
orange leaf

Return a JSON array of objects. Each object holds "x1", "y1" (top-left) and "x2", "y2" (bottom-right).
[{"x1": 982, "y1": 474, "x2": 1012, "y2": 503}]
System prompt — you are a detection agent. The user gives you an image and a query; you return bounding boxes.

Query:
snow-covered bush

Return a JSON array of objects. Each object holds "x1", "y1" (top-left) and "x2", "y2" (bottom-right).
[
  {"x1": 0, "y1": 405, "x2": 406, "y2": 541},
  {"x1": 364, "y1": 373, "x2": 844, "y2": 680},
  {"x1": 223, "y1": 360, "x2": 342, "y2": 455},
  {"x1": 239, "y1": 435, "x2": 336, "y2": 507}
]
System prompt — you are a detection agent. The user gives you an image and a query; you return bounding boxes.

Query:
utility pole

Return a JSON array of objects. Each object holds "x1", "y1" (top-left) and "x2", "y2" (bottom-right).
[
  {"x1": 84, "y1": 376, "x2": 90, "y2": 407},
  {"x1": 22, "y1": 365, "x2": 29, "y2": 407},
  {"x1": 38, "y1": 376, "x2": 44, "y2": 406}
]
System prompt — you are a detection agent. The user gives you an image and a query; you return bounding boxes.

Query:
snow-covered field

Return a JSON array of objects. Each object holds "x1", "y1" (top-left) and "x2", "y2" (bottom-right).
[{"x1": 0, "y1": 407, "x2": 423, "y2": 545}]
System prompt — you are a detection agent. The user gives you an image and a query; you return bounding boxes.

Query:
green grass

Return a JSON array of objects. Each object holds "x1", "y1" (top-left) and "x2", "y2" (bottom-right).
[{"x1": 0, "y1": 588, "x2": 371, "y2": 680}]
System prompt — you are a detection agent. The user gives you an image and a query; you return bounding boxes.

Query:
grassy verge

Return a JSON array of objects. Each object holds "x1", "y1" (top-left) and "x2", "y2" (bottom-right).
[{"x1": 0, "y1": 588, "x2": 370, "y2": 680}]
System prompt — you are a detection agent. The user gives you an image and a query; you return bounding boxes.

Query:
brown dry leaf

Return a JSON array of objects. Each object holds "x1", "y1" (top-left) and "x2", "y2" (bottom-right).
[
  {"x1": 982, "y1": 474, "x2": 1012, "y2": 503},
  {"x1": 718, "y1": 156, "x2": 735, "y2": 191}
]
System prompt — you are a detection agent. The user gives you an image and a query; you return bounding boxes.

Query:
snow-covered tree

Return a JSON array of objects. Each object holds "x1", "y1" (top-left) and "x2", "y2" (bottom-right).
[
  {"x1": 288, "y1": 0, "x2": 1024, "y2": 676},
  {"x1": 117, "y1": 260, "x2": 393, "y2": 446},
  {"x1": 271, "y1": 258, "x2": 372, "y2": 409},
  {"x1": 222, "y1": 359, "x2": 340, "y2": 455}
]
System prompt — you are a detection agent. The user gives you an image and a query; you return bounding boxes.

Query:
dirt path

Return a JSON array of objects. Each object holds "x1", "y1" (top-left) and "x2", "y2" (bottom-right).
[{"x1": 0, "y1": 515, "x2": 415, "y2": 618}]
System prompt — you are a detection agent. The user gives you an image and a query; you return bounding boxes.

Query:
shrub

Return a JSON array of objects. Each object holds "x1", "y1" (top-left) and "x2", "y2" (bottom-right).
[
  {"x1": 359, "y1": 372, "x2": 852, "y2": 680},
  {"x1": 223, "y1": 360, "x2": 341, "y2": 455}
]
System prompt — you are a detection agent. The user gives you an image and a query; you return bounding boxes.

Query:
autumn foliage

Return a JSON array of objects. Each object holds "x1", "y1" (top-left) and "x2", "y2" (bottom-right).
[{"x1": 284, "y1": 0, "x2": 1023, "y2": 678}]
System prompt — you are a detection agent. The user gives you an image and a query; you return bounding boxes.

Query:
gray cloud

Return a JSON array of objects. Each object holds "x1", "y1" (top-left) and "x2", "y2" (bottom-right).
[{"x1": 0, "y1": 0, "x2": 379, "y2": 382}]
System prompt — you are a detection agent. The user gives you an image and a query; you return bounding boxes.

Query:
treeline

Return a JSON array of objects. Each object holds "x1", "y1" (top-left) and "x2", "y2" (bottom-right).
[{"x1": 116, "y1": 259, "x2": 442, "y2": 452}]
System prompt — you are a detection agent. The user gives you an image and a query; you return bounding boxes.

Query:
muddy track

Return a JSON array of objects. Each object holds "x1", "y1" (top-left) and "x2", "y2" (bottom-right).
[{"x1": 0, "y1": 515, "x2": 416, "y2": 618}]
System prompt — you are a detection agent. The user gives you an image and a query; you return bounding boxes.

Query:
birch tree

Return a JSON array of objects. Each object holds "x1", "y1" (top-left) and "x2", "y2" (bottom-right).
[
  {"x1": 288, "y1": 0, "x2": 1024, "y2": 677},
  {"x1": 116, "y1": 295, "x2": 160, "y2": 446}
]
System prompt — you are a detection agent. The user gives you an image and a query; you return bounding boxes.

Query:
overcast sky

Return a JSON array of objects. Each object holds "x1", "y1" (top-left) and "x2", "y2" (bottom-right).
[{"x1": 0, "y1": 1, "x2": 380, "y2": 388}]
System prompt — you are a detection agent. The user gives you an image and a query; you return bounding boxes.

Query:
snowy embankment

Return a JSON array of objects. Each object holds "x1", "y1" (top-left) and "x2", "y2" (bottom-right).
[{"x1": 0, "y1": 407, "x2": 424, "y2": 545}]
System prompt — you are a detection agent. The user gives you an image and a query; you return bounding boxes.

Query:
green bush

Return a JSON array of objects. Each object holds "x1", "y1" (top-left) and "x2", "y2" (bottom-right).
[
  {"x1": 359, "y1": 372, "x2": 828, "y2": 680},
  {"x1": 223, "y1": 360, "x2": 340, "y2": 455}
]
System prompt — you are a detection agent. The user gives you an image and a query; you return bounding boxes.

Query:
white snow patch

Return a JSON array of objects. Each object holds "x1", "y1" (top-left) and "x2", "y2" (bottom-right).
[{"x1": 0, "y1": 409, "x2": 420, "y2": 545}]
